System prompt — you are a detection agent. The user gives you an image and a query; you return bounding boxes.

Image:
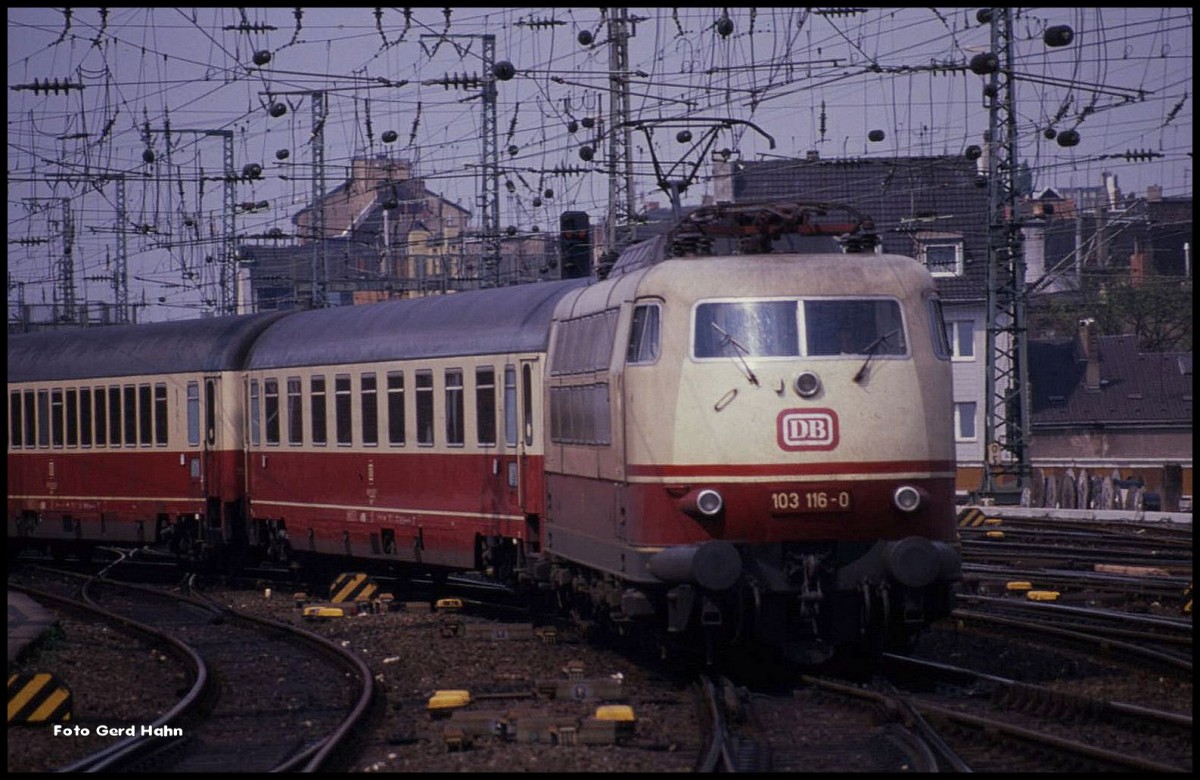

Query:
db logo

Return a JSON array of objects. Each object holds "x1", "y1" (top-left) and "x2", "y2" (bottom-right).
[{"x1": 777, "y1": 408, "x2": 839, "y2": 451}]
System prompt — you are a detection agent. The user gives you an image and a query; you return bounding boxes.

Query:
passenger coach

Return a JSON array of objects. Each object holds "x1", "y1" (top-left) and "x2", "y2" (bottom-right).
[{"x1": 7, "y1": 314, "x2": 285, "y2": 559}]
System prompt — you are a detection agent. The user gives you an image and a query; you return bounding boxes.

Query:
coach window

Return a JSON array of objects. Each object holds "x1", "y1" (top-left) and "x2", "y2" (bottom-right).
[
  {"x1": 387, "y1": 371, "x2": 405, "y2": 446},
  {"x1": 139, "y1": 384, "x2": 153, "y2": 446},
  {"x1": 122, "y1": 385, "x2": 137, "y2": 446},
  {"x1": 627, "y1": 302, "x2": 661, "y2": 364},
  {"x1": 415, "y1": 371, "x2": 434, "y2": 446},
  {"x1": 66, "y1": 389, "x2": 79, "y2": 447},
  {"x1": 187, "y1": 382, "x2": 201, "y2": 446},
  {"x1": 52, "y1": 389, "x2": 65, "y2": 448},
  {"x1": 287, "y1": 377, "x2": 303, "y2": 445},
  {"x1": 445, "y1": 370, "x2": 464, "y2": 446},
  {"x1": 476, "y1": 366, "x2": 496, "y2": 446},
  {"x1": 311, "y1": 376, "x2": 327, "y2": 446},
  {"x1": 522, "y1": 364, "x2": 534, "y2": 446},
  {"x1": 24, "y1": 391, "x2": 37, "y2": 448},
  {"x1": 361, "y1": 373, "x2": 379, "y2": 446},
  {"x1": 108, "y1": 387, "x2": 121, "y2": 448},
  {"x1": 264, "y1": 378, "x2": 280, "y2": 445},
  {"x1": 37, "y1": 390, "x2": 50, "y2": 448},
  {"x1": 80, "y1": 388, "x2": 93, "y2": 447},
  {"x1": 249, "y1": 380, "x2": 261, "y2": 446},
  {"x1": 10, "y1": 392, "x2": 22, "y2": 449},
  {"x1": 94, "y1": 387, "x2": 107, "y2": 447},
  {"x1": 153, "y1": 384, "x2": 167, "y2": 446},
  {"x1": 335, "y1": 374, "x2": 352, "y2": 446}
]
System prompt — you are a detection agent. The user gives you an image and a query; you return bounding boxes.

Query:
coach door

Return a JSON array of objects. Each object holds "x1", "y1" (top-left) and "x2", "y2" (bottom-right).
[
  {"x1": 202, "y1": 375, "x2": 223, "y2": 527},
  {"x1": 516, "y1": 359, "x2": 539, "y2": 512}
]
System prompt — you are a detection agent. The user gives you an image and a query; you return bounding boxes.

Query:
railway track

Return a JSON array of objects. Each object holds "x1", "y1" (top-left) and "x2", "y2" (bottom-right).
[{"x1": 9, "y1": 565, "x2": 373, "y2": 772}]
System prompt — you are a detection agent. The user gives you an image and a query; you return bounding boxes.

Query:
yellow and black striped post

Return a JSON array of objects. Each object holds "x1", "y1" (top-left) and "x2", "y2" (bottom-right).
[
  {"x1": 957, "y1": 507, "x2": 991, "y2": 528},
  {"x1": 328, "y1": 572, "x2": 378, "y2": 603},
  {"x1": 8, "y1": 673, "x2": 72, "y2": 725}
]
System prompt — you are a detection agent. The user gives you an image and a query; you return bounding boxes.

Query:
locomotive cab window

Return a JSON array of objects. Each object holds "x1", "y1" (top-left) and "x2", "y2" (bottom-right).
[
  {"x1": 693, "y1": 298, "x2": 906, "y2": 360},
  {"x1": 626, "y1": 302, "x2": 661, "y2": 364}
]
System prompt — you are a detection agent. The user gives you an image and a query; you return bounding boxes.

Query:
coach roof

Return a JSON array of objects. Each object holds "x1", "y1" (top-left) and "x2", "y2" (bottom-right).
[
  {"x1": 246, "y1": 278, "x2": 588, "y2": 370},
  {"x1": 7, "y1": 312, "x2": 288, "y2": 383}
]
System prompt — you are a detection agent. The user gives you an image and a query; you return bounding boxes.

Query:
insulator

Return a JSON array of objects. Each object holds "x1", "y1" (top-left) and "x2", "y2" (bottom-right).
[
  {"x1": 969, "y1": 52, "x2": 999, "y2": 75},
  {"x1": 269, "y1": 102, "x2": 287, "y2": 118},
  {"x1": 275, "y1": 148, "x2": 290, "y2": 160},
  {"x1": 544, "y1": 189, "x2": 554, "y2": 198},
  {"x1": 868, "y1": 129, "x2": 885, "y2": 143},
  {"x1": 676, "y1": 130, "x2": 693, "y2": 143},
  {"x1": 505, "y1": 180, "x2": 516, "y2": 193},
  {"x1": 253, "y1": 50, "x2": 271, "y2": 66},
  {"x1": 506, "y1": 225, "x2": 517, "y2": 236},
  {"x1": 579, "y1": 146, "x2": 594, "y2": 162},
  {"x1": 578, "y1": 30, "x2": 593, "y2": 46},
  {"x1": 581, "y1": 116, "x2": 595, "y2": 129},
  {"x1": 532, "y1": 197, "x2": 542, "y2": 208},
  {"x1": 1044, "y1": 25, "x2": 1074, "y2": 48},
  {"x1": 1043, "y1": 128, "x2": 1057, "y2": 140},
  {"x1": 716, "y1": 15, "x2": 734, "y2": 37},
  {"x1": 142, "y1": 149, "x2": 156, "y2": 163},
  {"x1": 507, "y1": 145, "x2": 519, "y2": 156},
  {"x1": 983, "y1": 84, "x2": 998, "y2": 99},
  {"x1": 976, "y1": 9, "x2": 993, "y2": 24},
  {"x1": 381, "y1": 130, "x2": 398, "y2": 143},
  {"x1": 256, "y1": 201, "x2": 270, "y2": 211},
  {"x1": 567, "y1": 120, "x2": 579, "y2": 133},
  {"x1": 964, "y1": 145, "x2": 983, "y2": 160},
  {"x1": 492, "y1": 61, "x2": 515, "y2": 81},
  {"x1": 242, "y1": 163, "x2": 263, "y2": 179}
]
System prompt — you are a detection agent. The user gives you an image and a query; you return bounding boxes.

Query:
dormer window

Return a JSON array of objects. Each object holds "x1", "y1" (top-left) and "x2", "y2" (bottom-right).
[{"x1": 915, "y1": 231, "x2": 964, "y2": 277}]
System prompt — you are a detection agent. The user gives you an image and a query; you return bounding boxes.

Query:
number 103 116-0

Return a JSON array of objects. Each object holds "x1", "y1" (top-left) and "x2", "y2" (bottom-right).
[{"x1": 770, "y1": 489, "x2": 853, "y2": 513}]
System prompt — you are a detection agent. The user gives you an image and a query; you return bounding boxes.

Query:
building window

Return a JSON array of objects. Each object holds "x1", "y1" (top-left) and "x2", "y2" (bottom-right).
[
  {"x1": 416, "y1": 371, "x2": 434, "y2": 446},
  {"x1": 311, "y1": 376, "x2": 327, "y2": 446},
  {"x1": 949, "y1": 320, "x2": 975, "y2": 360},
  {"x1": 445, "y1": 369, "x2": 464, "y2": 446},
  {"x1": 475, "y1": 367, "x2": 496, "y2": 446},
  {"x1": 918, "y1": 237, "x2": 964, "y2": 276},
  {"x1": 335, "y1": 374, "x2": 352, "y2": 445},
  {"x1": 361, "y1": 373, "x2": 378, "y2": 446},
  {"x1": 287, "y1": 377, "x2": 303, "y2": 445},
  {"x1": 954, "y1": 402, "x2": 977, "y2": 441},
  {"x1": 387, "y1": 371, "x2": 405, "y2": 446}
]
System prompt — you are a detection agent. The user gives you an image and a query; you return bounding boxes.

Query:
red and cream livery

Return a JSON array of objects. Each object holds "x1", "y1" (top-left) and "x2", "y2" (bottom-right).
[{"x1": 8, "y1": 201, "x2": 960, "y2": 662}]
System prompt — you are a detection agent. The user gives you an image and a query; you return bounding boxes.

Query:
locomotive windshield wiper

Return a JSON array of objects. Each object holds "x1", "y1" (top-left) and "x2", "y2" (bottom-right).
[
  {"x1": 852, "y1": 329, "x2": 898, "y2": 384},
  {"x1": 710, "y1": 322, "x2": 760, "y2": 386}
]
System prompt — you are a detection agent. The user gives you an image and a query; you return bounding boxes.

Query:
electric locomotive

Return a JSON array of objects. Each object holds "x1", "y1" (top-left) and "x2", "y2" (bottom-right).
[{"x1": 536, "y1": 202, "x2": 961, "y2": 663}]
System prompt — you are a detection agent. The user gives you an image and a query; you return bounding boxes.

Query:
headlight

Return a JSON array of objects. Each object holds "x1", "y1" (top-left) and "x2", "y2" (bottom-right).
[
  {"x1": 678, "y1": 487, "x2": 724, "y2": 519},
  {"x1": 893, "y1": 485, "x2": 925, "y2": 512},
  {"x1": 794, "y1": 371, "x2": 821, "y2": 398}
]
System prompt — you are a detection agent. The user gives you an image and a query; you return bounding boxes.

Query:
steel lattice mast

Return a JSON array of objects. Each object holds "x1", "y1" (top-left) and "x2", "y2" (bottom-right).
[{"x1": 980, "y1": 7, "x2": 1033, "y2": 499}]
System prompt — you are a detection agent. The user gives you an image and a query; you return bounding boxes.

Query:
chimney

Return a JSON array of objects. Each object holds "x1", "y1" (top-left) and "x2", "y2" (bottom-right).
[
  {"x1": 1078, "y1": 318, "x2": 1101, "y2": 392},
  {"x1": 1145, "y1": 185, "x2": 1163, "y2": 202},
  {"x1": 805, "y1": 149, "x2": 820, "y2": 161}
]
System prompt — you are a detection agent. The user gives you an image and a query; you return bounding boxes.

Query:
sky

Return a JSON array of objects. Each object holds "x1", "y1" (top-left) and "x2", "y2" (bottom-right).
[{"x1": 7, "y1": 7, "x2": 1193, "y2": 321}]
